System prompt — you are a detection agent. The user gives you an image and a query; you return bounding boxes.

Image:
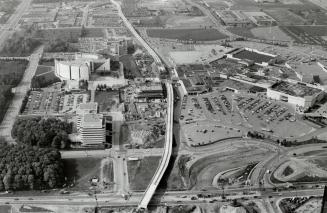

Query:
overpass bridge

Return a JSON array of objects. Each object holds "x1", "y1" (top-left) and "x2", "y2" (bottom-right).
[
  {"x1": 137, "y1": 82, "x2": 174, "y2": 211},
  {"x1": 111, "y1": 1, "x2": 174, "y2": 210}
]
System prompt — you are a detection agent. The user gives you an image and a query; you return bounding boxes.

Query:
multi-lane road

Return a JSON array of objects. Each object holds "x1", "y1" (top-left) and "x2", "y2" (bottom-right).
[
  {"x1": 111, "y1": 0, "x2": 175, "y2": 210},
  {"x1": 0, "y1": 47, "x2": 43, "y2": 143},
  {"x1": 0, "y1": 0, "x2": 32, "y2": 48}
]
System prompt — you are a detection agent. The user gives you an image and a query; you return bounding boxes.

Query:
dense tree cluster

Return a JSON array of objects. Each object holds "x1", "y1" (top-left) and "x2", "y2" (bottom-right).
[
  {"x1": 0, "y1": 143, "x2": 64, "y2": 191},
  {"x1": 12, "y1": 117, "x2": 73, "y2": 149},
  {"x1": 0, "y1": 60, "x2": 28, "y2": 123},
  {"x1": 31, "y1": 74, "x2": 61, "y2": 89}
]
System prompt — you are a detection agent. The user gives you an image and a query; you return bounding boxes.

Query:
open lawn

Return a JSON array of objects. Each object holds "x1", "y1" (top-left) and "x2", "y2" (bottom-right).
[
  {"x1": 35, "y1": 65, "x2": 53, "y2": 76},
  {"x1": 147, "y1": 28, "x2": 228, "y2": 41},
  {"x1": 127, "y1": 156, "x2": 161, "y2": 191},
  {"x1": 62, "y1": 158, "x2": 102, "y2": 191}
]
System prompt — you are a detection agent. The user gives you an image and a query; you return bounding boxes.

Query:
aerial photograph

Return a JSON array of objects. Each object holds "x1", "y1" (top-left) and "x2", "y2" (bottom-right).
[{"x1": 1, "y1": 0, "x2": 327, "y2": 212}]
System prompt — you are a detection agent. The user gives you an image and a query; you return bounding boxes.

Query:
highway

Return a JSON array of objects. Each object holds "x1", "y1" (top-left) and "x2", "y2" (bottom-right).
[
  {"x1": 111, "y1": 0, "x2": 174, "y2": 210},
  {"x1": 111, "y1": 0, "x2": 164, "y2": 71},
  {"x1": 0, "y1": 0, "x2": 32, "y2": 49},
  {"x1": 137, "y1": 82, "x2": 174, "y2": 211},
  {"x1": 0, "y1": 47, "x2": 43, "y2": 143}
]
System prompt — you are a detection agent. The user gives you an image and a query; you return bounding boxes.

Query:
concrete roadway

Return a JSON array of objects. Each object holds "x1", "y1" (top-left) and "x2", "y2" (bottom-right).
[
  {"x1": 0, "y1": 188, "x2": 322, "y2": 211},
  {"x1": 0, "y1": 0, "x2": 32, "y2": 48},
  {"x1": 0, "y1": 47, "x2": 43, "y2": 143}
]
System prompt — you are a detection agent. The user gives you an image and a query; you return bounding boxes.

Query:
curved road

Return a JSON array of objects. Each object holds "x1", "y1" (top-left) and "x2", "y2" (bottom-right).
[{"x1": 137, "y1": 82, "x2": 174, "y2": 210}]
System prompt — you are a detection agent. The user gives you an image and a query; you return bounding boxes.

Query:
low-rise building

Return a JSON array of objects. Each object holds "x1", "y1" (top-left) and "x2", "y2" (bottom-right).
[{"x1": 267, "y1": 81, "x2": 324, "y2": 108}]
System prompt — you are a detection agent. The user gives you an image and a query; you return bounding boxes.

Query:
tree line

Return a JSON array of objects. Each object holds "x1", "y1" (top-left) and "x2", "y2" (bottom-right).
[
  {"x1": 12, "y1": 117, "x2": 73, "y2": 149},
  {"x1": 0, "y1": 143, "x2": 64, "y2": 191}
]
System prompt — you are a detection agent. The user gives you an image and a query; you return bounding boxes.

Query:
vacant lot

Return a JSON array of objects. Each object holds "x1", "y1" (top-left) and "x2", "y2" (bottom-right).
[
  {"x1": 63, "y1": 158, "x2": 102, "y2": 191},
  {"x1": 94, "y1": 91, "x2": 120, "y2": 113},
  {"x1": 127, "y1": 156, "x2": 161, "y2": 191},
  {"x1": 120, "y1": 55, "x2": 142, "y2": 78},
  {"x1": 147, "y1": 28, "x2": 227, "y2": 41}
]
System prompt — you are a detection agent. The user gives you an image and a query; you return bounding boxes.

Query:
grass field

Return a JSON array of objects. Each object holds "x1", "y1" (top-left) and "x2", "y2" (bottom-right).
[
  {"x1": 265, "y1": 9, "x2": 306, "y2": 25},
  {"x1": 62, "y1": 158, "x2": 102, "y2": 191},
  {"x1": 127, "y1": 156, "x2": 161, "y2": 191},
  {"x1": 146, "y1": 28, "x2": 228, "y2": 41},
  {"x1": 35, "y1": 65, "x2": 52, "y2": 76}
]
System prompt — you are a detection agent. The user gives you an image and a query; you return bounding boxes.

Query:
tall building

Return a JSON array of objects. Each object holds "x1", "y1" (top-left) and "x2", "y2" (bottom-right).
[{"x1": 77, "y1": 113, "x2": 105, "y2": 146}]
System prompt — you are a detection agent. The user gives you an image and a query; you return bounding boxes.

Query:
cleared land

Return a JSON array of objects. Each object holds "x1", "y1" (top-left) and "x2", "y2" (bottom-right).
[
  {"x1": 62, "y1": 158, "x2": 102, "y2": 191},
  {"x1": 127, "y1": 156, "x2": 161, "y2": 191},
  {"x1": 94, "y1": 91, "x2": 120, "y2": 113},
  {"x1": 146, "y1": 29, "x2": 228, "y2": 41}
]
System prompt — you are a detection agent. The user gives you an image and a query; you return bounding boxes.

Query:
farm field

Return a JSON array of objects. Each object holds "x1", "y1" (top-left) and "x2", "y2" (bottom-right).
[
  {"x1": 265, "y1": 9, "x2": 306, "y2": 25},
  {"x1": 146, "y1": 28, "x2": 228, "y2": 41},
  {"x1": 281, "y1": 26, "x2": 327, "y2": 46},
  {"x1": 229, "y1": 26, "x2": 292, "y2": 42}
]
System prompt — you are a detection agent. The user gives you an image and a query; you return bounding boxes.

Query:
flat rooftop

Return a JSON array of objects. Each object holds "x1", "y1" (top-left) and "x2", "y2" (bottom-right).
[
  {"x1": 232, "y1": 49, "x2": 275, "y2": 64},
  {"x1": 271, "y1": 81, "x2": 322, "y2": 97},
  {"x1": 81, "y1": 113, "x2": 103, "y2": 128},
  {"x1": 78, "y1": 102, "x2": 98, "y2": 110}
]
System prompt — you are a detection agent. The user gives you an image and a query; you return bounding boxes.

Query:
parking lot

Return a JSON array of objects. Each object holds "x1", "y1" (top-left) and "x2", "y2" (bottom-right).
[
  {"x1": 23, "y1": 91, "x2": 89, "y2": 115},
  {"x1": 23, "y1": 90, "x2": 64, "y2": 115},
  {"x1": 234, "y1": 94, "x2": 315, "y2": 138},
  {"x1": 180, "y1": 90, "x2": 316, "y2": 145}
]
